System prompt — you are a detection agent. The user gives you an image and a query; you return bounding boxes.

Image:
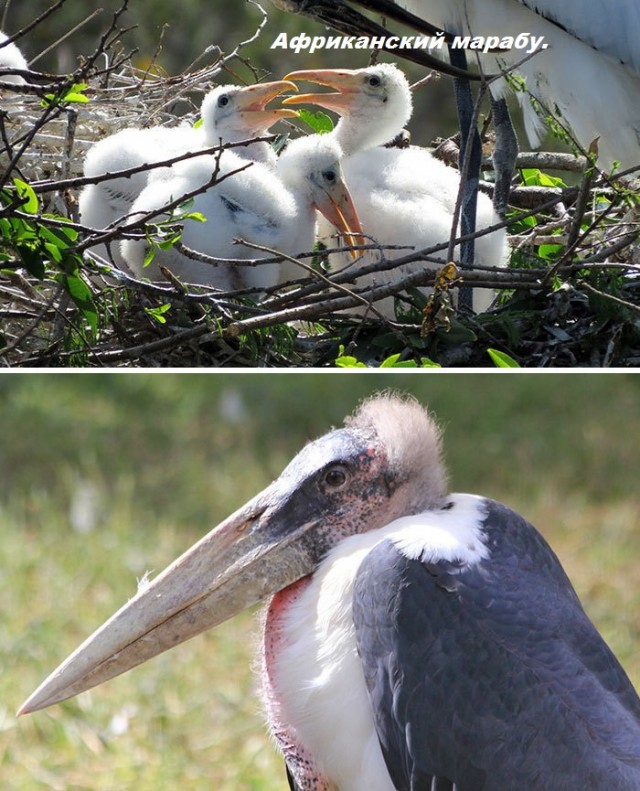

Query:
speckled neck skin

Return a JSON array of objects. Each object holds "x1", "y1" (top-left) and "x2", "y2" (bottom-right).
[
  {"x1": 262, "y1": 579, "x2": 336, "y2": 791},
  {"x1": 256, "y1": 395, "x2": 449, "y2": 790}
]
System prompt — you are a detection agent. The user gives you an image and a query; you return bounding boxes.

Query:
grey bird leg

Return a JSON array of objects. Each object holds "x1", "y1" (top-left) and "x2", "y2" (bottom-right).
[
  {"x1": 449, "y1": 45, "x2": 480, "y2": 312},
  {"x1": 431, "y1": 777, "x2": 455, "y2": 791},
  {"x1": 489, "y1": 93, "x2": 518, "y2": 218}
]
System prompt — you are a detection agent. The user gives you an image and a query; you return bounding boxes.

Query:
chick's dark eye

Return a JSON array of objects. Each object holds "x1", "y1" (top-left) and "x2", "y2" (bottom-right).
[
  {"x1": 323, "y1": 169, "x2": 336, "y2": 183},
  {"x1": 218, "y1": 94, "x2": 230, "y2": 107},
  {"x1": 322, "y1": 464, "x2": 349, "y2": 490},
  {"x1": 368, "y1": 75, "x2": 381, "y2": 87}
]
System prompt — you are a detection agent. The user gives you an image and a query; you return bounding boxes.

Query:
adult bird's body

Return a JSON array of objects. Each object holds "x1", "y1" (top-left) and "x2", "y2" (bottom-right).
[
  {"x1": 0, "y1": 31, "x2": 27, "y2": 85},
  {"x1": 78, "y1": 81, "x2": 297, "y2": 266},
  {"x1": 394, "y1": 0, "x2": 640, "y2": 172},
  {"x1": 20, "y1": 394, "x2": 640, "y2": 790},
  {"x1": 279, "y1": 0, "x2": 640, "y2": 173},
  {"x1": 284, "y1": 65, "x2": 509, "y2": 315},
  {"x1": 122, "y1": 134, "x2": 363, "y2": 289}
]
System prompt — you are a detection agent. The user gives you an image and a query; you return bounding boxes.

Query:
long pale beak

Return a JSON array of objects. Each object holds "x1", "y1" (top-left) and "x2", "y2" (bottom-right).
[
  {"x1": 237, "y1": 80, "x2": 300, "y2": 129},
  {"x1": 314, "y1": 179, "x2": 366, "y2": 258},
  {"x1": 18, "y1": 478, "x2": 321, "y2": 716},
  {"x1": 282, "y1": 69, "x2": 363, "y2": 115}
]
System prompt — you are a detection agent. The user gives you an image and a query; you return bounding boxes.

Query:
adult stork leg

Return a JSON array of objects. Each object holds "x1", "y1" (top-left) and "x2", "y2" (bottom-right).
[
  {"x1": 431, "y1": 778, "x2": 455, "y2": 791},
  {"x1": 449, "y1": 45, "x2": 481, "y2": 312},
  {"x1": 449, "y1": 56, "x2": 517, "y2": 309},
  {"x1": 489, "y1": 93, "x2": 518, "y2": 219}
]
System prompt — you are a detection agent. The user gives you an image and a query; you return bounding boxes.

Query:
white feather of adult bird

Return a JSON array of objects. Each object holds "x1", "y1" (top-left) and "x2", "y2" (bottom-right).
[
  {"x1": 354, "y1": 0, "x2": 640, "y2": 172},
  {"x1": 0, "y1": 31, "x2": 28, "y2": 85}
]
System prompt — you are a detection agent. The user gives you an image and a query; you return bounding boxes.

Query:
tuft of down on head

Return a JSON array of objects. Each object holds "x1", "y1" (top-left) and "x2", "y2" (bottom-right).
[
  {"x1": 200, "y1": 85, "x2": 249, "y2": 143},
  {"x1": 345, "y1": 392, "x2": 448, "y2": 512},
  {"x1": 336, "y1": 63, "x2": 413, "y2": 153},
  {"x1": 276, "y1": 134, "x2": 346, "y2": 193}
]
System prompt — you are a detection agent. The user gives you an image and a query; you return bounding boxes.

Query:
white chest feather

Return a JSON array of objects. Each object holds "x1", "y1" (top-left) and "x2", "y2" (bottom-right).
[{"x1": 266, "y1": 531, "x2": 395, "y2": 791}]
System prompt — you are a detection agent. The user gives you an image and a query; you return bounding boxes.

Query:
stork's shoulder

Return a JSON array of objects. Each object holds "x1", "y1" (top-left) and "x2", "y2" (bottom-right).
[
  {"x1": 352, "y1": 493, "x2": 592, "y2": 648},
  {"x1": 352, "y1": 496, "x2": 640, "y2": 790},
  {"x1": 373, "y1": 493, "x2": 571, "y2": 581}
]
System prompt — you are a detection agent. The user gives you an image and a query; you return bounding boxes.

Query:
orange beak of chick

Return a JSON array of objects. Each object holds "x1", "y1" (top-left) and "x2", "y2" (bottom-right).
[{"x1": 282, "y1": 69, "x2": 365, "y2": 115}]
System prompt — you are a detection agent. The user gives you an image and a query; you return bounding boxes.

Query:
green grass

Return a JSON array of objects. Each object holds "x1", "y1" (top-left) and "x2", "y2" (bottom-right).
[
  {"x1": 2, "y1": 489, "x2": 282, "y2": 791},
  {"x1": 1, "y1": 373, "x2": 639, "y2": 789}
]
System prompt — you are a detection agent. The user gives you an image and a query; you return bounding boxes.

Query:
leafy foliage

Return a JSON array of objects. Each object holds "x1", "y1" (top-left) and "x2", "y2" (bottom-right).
[
  {"x1": 296, "y1": 108, "x2": 335, "y2": 134},
  {"x1": 42, "y1": 82, "x2": 90, "y2": 107},
  {"x1": 487, "y1": 348, "x2": 520, "y2": 368}
]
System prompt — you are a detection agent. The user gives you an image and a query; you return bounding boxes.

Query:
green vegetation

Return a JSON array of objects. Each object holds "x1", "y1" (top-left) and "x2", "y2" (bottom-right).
[{"x1": 1, "y1": 373, "x2": 639, "y2": 788}]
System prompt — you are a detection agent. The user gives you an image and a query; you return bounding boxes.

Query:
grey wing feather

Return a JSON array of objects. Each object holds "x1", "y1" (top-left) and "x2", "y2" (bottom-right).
[{"x1": 352, "y1": 499, "x2": 640, "y2": 791}]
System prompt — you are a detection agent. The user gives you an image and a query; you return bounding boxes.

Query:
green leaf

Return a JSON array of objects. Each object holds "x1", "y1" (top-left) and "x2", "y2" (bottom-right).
[
  {"x1": 380, "y1": 353, "x2": 404, "y2": 367},
  {"x1": 40, "y1": 225, "x2": 72, "y2": 249},
  {"x1": 380, "y1": 354, "x2": 442, "y2": 368},
  {"x1": 520, "y1": 168, "x2": 566, "y2": 188},
  {"x1": 335, "y1": 355, "x2": 367, "y2": 368},
  {"x1": 63, "y1": 273, "x2": 98, "y2": 336},
  {"x1": 42, "y1": 82, "x2": 89, "y2": 108},
  {"x1": 335, "y1": 345, "x2": 367, "y2": 367},
  {"x1": 296, "y1": 109, "x2": 334, "y2": 134},
  {"x1": 487, "y1": 348, "x2": 520, "y2": 368},
  {"x1": 8, "y1": 217, "x2": 37, "y2": 243},
  {"x1": 143, "y1": 245, "x2": 156, "y2": 267},
  {"x1": 551, "y1": 275, "x2": 564, "y2": 292},
  {"x1": 44, "y1": 241, "x2": 62, "y2": 263},
  {"x1": 538, "y1": 243, "x2": 563, "y2": 261},
  {"x1": 42, "y1": 215, "x2": 79, "y2": 242},
  {"x1": 63, "y1": 91, "x2": 90, "y2": 104},
  {"x1": 17, "y1": 244, "x2": 45, "y2": 279},
  {"x1": 181, "y1": 211, "x2": 206, "y2": 223},
  {"x1": 508, "y1": 212, "x2": 537, "y2": 234},
  {"x1": 13, "y1": 178, "x2": 39, "y2": 214},
  {"x1": 144, "y1": 303, "x2": 172, "y2": 324}
]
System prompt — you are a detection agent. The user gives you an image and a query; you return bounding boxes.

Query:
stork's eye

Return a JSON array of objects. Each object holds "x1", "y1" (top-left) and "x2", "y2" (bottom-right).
[
  {"x1": 322, "y1": 169, "x2": 337, "y2": 184},
  {"x1": 321, "y1": 464, "x2": 350, "y2": 491},
  {"x1": 367, "y1": 75, "x2": 381, "y2": 87},
  {"x1": 218, "y1": 94, "x2": 230, "y2": 107}
]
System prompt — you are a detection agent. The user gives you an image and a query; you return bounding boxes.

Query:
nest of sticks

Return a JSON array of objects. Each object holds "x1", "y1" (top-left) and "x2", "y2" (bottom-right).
[{"x1": 1, "y1": 0, "x2": 639, "y2": 367}]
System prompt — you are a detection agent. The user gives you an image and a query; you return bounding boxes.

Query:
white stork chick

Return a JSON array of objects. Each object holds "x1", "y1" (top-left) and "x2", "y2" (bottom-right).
[
  {"x1": 0, "y1": 32, "x2": 28, "y2": 85},
  {"x1": 284, "y1": 64, "x2": 509, "y2": 317},
  {"x1": 78, "y1": 81, "x2": 297, "y2": 266},
  {"x1": 121, "y1": 134, "x2": 363, "y2": 290},
  {"x1": 275, "y1": 134, "x2": 365, "y2": 281}
]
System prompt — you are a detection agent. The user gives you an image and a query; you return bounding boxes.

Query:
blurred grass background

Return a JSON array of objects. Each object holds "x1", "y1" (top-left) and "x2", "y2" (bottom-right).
[{"x1": 1, "y1": 372, "x2": 639, "y2": 790}]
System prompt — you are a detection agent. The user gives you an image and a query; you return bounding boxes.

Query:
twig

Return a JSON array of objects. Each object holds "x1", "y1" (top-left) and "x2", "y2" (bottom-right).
[
  {"x1": 83, "y1": 323, "x2": 211, "y2": 364},
  {"x1": 231, "y1": 237, "x2": 392, "y2": 322},
  {"x1": 28, "y1": 8, "x2": 105, "y2": 67},
  {"x1": 4, "y1": 0, "x2": 71, "y2": 50},
  {"x1": 576, "y1": 280, "x2": 640, "y2": 315},
  {"x1": 28, "y1": 136, "x2": 276, "y2": 194}
]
